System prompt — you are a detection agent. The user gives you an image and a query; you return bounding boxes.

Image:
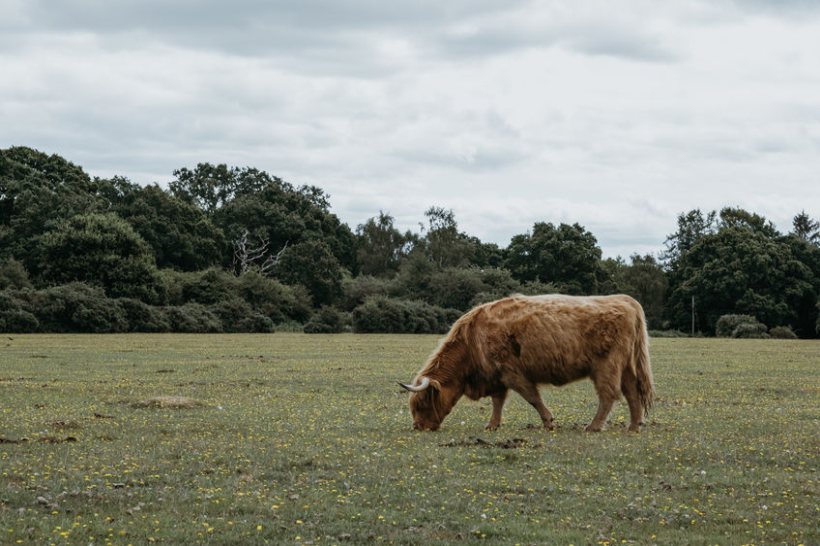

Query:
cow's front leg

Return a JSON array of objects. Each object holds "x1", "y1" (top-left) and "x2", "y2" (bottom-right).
[{"x1": 485, "y1": 390, "x2": 508, "y2": 430}]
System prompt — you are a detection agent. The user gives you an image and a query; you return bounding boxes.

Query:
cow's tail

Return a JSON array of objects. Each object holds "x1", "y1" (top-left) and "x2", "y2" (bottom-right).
[{"x1": 634, "y1": 306, "x2": 655, "y2": 415}]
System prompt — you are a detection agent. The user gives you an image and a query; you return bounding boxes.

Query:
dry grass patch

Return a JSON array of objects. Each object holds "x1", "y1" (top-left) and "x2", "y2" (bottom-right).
[{"x1": 131, "y1": 395, "x2": 206, "y2": 409}]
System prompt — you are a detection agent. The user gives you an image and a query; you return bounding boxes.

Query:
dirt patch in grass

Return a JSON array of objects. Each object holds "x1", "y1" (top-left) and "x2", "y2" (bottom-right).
[
  {"x1": 0, "y1": 436, "x2": 29, "y2": 444},
  {"x1": 39, "y1": 436, "x2": 78, "y2": 443},
  {"x1": 50, "y1": 419, "x2": 81, "y2": 430},
  {"x1": 131, "y1": 395, "x2": 206, "y2": 409},
  {"x1": 439, "y1": 437, "x2": 536, "y2": 449}
]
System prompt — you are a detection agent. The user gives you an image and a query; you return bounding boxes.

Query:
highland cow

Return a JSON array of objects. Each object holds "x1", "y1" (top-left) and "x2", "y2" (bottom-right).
[{"x1": 400, "y1": 294, "x2": 654, "y2": 432}]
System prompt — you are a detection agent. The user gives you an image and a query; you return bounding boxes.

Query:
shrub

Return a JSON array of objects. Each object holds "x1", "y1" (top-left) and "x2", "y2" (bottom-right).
[
  {"x1": 340, "y1": 275, "x2": 392, "y2": 312},
  {"x1": 425, "y1": 268, "x2": 487, "y2": 311},
  {"x1": 29, "y1": 283, "x2": 128, "y2": 333},
  {"x1": 352, "y1": 296, "x2": 456, "y2": 334},
  {"x1": 0, "y1": 258, "x2": 33, "y2": 290},
  {"x1": 118, "y1": 298, "x2": 170, "y2": 332},
  {"x1": 304, "y1": 306, "x2": 347, "y2": 333},
  {"x1": 36, "y1": 212, "x2": 160, "y2": 301},
  {"x1": 732, "y1": 321, "x2": 769, "y2": 339},
  {"x1": 768, "y1": 325, "x2": 797, "y2": 339},
  {"x1": 236, "y1": 270, "x2": 312, "y2": 323},
  {"x1": 0, "y1": 308, "x2": 40, "y2": 332},
  {"x1": 155, "y1": 269, "x2": 193, "y2": 306},
  {"x1": 271, "y1": 320, "x2": 304, "y2": 333},
  {"x1": 0, "y1": 292, "x2": 39, "y2": 332},
  {"x1": 715, "y1": 314, "x2": 759, "y2": 338},
  {"x1": 162, "y1": 303, "x2": 222, "y2": 333},
  {"x1": 274, "y1": 240, "x2": 343, "y2": 306},
  {"x1": 182, "y1": 268, "x2": 237, "y2": 305},
  {"x1": 209, "y1": 298, "x2": 274, "y2": 333}
]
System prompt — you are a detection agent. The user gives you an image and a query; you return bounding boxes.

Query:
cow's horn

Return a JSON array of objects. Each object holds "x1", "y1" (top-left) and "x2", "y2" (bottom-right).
[{"x1": 398, "y1": 376, "x2": 430, "y2": 392}]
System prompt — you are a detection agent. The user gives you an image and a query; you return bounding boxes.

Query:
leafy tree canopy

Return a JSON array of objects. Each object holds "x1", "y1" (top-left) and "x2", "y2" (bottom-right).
[
  {"x1": 355, "y1": 211, "x2": 413, "y2": 278},
  {"x1": 102, "y1": 177, "x2": 225, "y2": 271},
  {"x1": 0, "y1": 146, "x2": 104, "y2": 266},
  {"x1": 36, "y1": 212, "x2": 160, "y2": 301},
  {"x1": 504, "y1": 222, "x2": 603, "y2": 294}
]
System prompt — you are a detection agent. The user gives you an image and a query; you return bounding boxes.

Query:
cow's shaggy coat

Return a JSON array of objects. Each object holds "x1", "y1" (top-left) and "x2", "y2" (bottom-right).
[{"x1": 402, "y1": 294, "x2": 655, "y2": 432}]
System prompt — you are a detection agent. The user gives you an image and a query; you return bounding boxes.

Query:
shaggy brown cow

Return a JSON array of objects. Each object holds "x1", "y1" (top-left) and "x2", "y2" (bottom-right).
[{"x1": 399, "y1": 294, "x2": 654, "y2": 432}]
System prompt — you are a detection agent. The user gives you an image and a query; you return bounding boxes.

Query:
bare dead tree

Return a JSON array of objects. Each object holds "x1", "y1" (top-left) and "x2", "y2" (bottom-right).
[{"x1": 232, "y1": 230, "x2": 288, "y2": 276}]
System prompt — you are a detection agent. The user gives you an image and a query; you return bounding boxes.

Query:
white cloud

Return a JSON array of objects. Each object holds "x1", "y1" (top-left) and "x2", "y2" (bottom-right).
[{"x1": 2, "y1": 0, "x2": 819, "y2": 257}]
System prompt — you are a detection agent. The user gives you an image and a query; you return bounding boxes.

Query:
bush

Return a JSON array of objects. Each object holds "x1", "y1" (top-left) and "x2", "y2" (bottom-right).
[
  {"x1": 236, "y1": 270, "x2": 312, "y2": 323},
  {"x1": 732, "y1": 322, "x2": 769, "y2": 339},
  {"x1": 303, "y1": 306, "x2": 347, "y2": 333},
  {"x1": 163, "y1": 303, "x2": 222, "y2": 333},
  {"x1": 352, "y1": 296, "x2": 456, "y2": 334},
  {"x1": 340, "y1": 275, "x2": 392, "y2": 312},
  {"x1": 118, "y1": 298, "x2": 171, "y2": 332},
  {"x1": 36, "y1": 212, "x2": 160, "y2": 301},
  {"x1": 768, "y1": 325, "x2": 797, "y2": 339},
  {"x1": 0, "y1": 258, "x2": 33, "y2": 290},
  {"x1": 715, "y1": 314, "x2": 759, "y2": 338},
  {"x1": 426, "y1": 268, "x2": 487, "y2": 310},
  {"x1": 182, "y1": 268, "x2": 237, "y2": 305},
  {"x1": 28, "y1": 283, "x2": 128, "y2": 333},
  {"x1": 0, "y1": 308, "x2": 39, "y2": 332},
  {"x1": 0, "y1": 292, "x2": 39, "y2": 332},
  {"x1": 209, "y1": 298, "x2": 274, "y2": 333},
  {"x1": 155, "y1": 269, "x2": 194, "y2": 306},
  {"x1": 271, "y1": 320, "x2": 304, "y2": 333}
]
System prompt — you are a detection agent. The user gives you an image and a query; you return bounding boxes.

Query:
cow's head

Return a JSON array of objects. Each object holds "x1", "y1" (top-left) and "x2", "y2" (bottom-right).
[{"x1": 399, "y1": 376, "x2": 459, "y2": 431}]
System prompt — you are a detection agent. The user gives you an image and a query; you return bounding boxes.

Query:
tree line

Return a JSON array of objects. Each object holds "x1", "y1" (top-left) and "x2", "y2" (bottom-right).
[{"x1": 1, "y1": 146, "x2": 818, "y2": 337}]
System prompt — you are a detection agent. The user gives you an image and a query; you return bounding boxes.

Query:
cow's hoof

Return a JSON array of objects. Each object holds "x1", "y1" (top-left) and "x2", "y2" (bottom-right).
[
  {"x1": 485, "y1": 423, "x2": 500, "y2": 431},
  {"x1": 628, "y1": 424, "x2": 641, "y2": 433},
  {"x1": 584, "y1": 424, "x2": 602, "y2": 432}
]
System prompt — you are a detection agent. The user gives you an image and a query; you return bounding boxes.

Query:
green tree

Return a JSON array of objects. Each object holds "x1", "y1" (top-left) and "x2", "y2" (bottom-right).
[
  {"x1": 504, "y1": 222, "x2": 603, "y2": 294},
  {"x1": 615, "y1": 254, "x2": 668, "y2": 330},
  {"x1": 663, "y1": 209, "x2": 717, "y2": 266},
  {"x1": 102, "y1": 178, "x2": 225, "y2": 271},
  {"x1": 465, "y1": 236, "x2": 504, "y2": 268},
  {"x1": 213, "y1": 172, "x2": 356, "y2": 272},
  {"x1": 169, "y1": 163, "x2": 269, "y2": 213},
  {"x1": 781, "y1": 233, "x2": 820, "y2": 336},
  {"x1": 666, "y1": 222, "x2": 816, "y2": 335},
  {"x1": 0, "y1": 147, "x2": 103, "y2": 269},
  {"x1": 0, "y1": 258, "x2": 32, "y2": 289},
  {"x1": 791, "y1": 211, "x2": 820, "y2": 246},
  {"x1": 274, "y1": 240, "x2": 343, "y2": 306},
  {"x1": 37, "y1": 213, "x2": 160, "y2": 301},
  {"x1": 422, "y1": 207, "x2": 471, "y2": 268},
  {"x1": 355, "y1": 211, "x2": 411, "y2": 277}
]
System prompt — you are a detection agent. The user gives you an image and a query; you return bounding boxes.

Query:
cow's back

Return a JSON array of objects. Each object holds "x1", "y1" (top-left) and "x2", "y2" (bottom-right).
[{"x1": 479, "y1": 294, "x2": 641, "y2": 385}]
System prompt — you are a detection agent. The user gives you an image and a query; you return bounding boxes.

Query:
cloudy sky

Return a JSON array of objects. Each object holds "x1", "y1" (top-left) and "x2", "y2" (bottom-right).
[{"x1": 2, "y1": 0, "x2": 819, "y2": 257}]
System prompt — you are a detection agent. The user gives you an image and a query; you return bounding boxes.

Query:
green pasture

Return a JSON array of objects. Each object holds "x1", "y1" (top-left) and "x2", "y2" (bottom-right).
[{"x1": 0, "y1": 334, "x2": 817, "y2": 545}]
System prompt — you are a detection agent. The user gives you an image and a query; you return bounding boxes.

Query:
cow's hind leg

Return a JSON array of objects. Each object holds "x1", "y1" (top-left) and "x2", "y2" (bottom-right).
[
  {"x1": 507, "y1": 380, "x2": 554, "y2": 430},
  {"x1": 485, "y1": 390, "x2": 508, "y2": 431},
  {"x1": 585, "y1": 398, "x2": 615, "y2": 432},
  {"x1": 585, "y1": 371, "x2": 620, "y2": 432},
  {"x1": 621, "y1": 368, "x2": 644, "y2": 432}
]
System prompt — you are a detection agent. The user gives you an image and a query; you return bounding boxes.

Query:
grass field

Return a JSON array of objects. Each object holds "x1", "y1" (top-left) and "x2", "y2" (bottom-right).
[{"x1": 0, "y1": 334, "x2": 817, "y2": 545}]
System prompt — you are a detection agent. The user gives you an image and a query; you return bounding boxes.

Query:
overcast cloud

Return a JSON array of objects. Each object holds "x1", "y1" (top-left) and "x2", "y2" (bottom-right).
[{"x1": 2, "y1": 0, "x2": 819, "y2": 257}]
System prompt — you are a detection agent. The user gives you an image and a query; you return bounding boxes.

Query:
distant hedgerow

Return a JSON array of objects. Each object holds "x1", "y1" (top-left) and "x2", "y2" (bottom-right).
[{"x1": 352, "y1": 296, "x2": 458, "y2": 334}]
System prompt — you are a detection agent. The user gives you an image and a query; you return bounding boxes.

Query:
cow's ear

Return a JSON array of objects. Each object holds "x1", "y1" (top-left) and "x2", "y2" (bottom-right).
[{"x1": 429, "y1": 379, "x2": 442, "y2": 391}]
